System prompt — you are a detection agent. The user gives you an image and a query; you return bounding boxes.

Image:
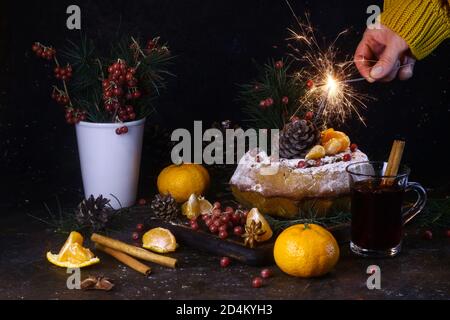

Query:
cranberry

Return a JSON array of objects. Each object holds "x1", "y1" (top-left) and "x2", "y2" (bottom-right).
[
  {"x1": 219, "y1": 225, "x2": 228, "y2": 233},
  {"x1": 231, "y1": 213, "x2": 241, "y2": 225},
  {"x1": 212, "y1": 209, "x2": 222, "y2": 217},
  {"x1": 252, "y1": 277, "x2": 263, "y2": 288},
  {"x1": 282, "y1": 96, "x2": 289, "y2": 105},
  {"x1": 202, "y1": 214, "x2": 210, "y2": 221},
  {"x1": 305, "y1": 111, "x2": 314, "y2": 121},
  {"x1": 343, "y1": 154, "x2": 352, "y2": 162},
  {"x1": 213, "y1": 219, "x2": 222, "y2": 228},
  {"x1": 265, "y1": 98, "x2": 274, "y2": 107},
  {"x1": 132, "y1": 232, "x2": 140, "y2": 241},
  {"x1": 297, "y1": 161, "x2": 307, "y2": 169},
  {"x1": 261, "y1": 269, "x2": 273, "y2": 279},
  {"x1": 209, "y1": 225, "x2": 219, "y2": 234},
  {"x1": 121, "y1": 126, "x2": 129, "y2": 134},
  {"x1": 220, "y1": 257, "x2": 231, "y2": 268},
  {"x1": 350, "y1": 144, "x2": 359, "y2": 153},
  {"x1": 306, "y1": 80, "x2": 315, "y2": 89},
  {"x1": 423, "y1": 230, "x2": 433, "y2": 240},
  {"x1": 275, "y1": 60, "x2": 284, "y2": 69},
  {"x1": 190, "y1": 221, "x2": 200, "y2": 231},
  {"x1": 115, "y1": 128, "x2": 122, "y2": 135},
  {"x1": 221, "y1": 216, "x2": 230, "y2": 225},
  {"x1": 219, "y1": 231, "x2": 229, "y2": 240},
  {"x1": 136, "y1": 224, "x2": 145, "y2": 232},
  {"x1": 234, "y1": 226, "x2": 244, "y2": 236}
]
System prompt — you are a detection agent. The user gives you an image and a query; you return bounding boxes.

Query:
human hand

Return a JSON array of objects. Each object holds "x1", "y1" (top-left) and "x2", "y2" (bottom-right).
[{"x1": 354, "y1": 24, "x2": 416, "y2": 82}]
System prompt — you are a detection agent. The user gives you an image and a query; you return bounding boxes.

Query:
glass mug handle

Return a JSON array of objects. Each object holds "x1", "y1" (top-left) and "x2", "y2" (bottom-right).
[{"x1": 403, "y1": 182, "x2": 427, "y2": 225}]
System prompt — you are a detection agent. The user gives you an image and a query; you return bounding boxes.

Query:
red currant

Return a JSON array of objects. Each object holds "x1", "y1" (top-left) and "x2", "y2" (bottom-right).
[
  {"x1": 306, "y1": 80, "x2": 315, "y2": 89},
  {"x1": 116, "y1": 128, "x2": 123, "y2": 135},
  {"x1": 350, "y1": 144, "x2": 359, "y2": 153},
  {"x1": 220, "y1": 216, "x2": 230, "y2": 225},
  {"x1": 261, "y1": 269, "x2": 273, "y2": 279},
  {"x1": 132, "y1": 232, "x2": 140, "y2": 241},
  {"x1": 220, "y1": 257, "x2": 231, "y2": 268},
  {"x1": 121, "y1": 126, "x2": 129, "y2": 134},
  {"x1": 213, "y1": 202, "x2": 221, "y2": 210},
  {"x1": 209, "y1": 225, "x2": 219, "y2": 234},
  {"x1": 136, "y1": 224, "x2": 145, "y2": 232},
  {"x1": 282, "y1": 96, "x2": 289, "y2": 105},
  {"x1": 259, "y1": 100, "x2": 267, "y2": 109},
  {"x1": 190, "y1": 221, "x2": 200, "y2": 231},
  {"x1": 219, "y1": 225, "x2": 228, "y2": 233},
  {"x1": 252, "y1": 277, "x2": 263, "y2": 288},
  {"x1": 205, "y1": 218, "x2": 213, "y2": 228},
  {"x1": 132, "y1": 91, "x2": 142, "y2": 99},
  {"x1": 265, "y1": 98, "x2": 274, "y2": 107}
]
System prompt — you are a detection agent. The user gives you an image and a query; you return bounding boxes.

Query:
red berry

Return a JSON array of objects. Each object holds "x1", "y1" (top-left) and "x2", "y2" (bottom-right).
[
  {"x1": 121, "y1": 126, "x2": 129, "y2": 134},
  {"x1": 136, "y1": 224, "x2": 145, "y2": 232},
  {"x1": 190, "y1": 221, "x2": 200, "y2": 231},
  {"x1": 306, "y1": 80, "x2": 315, "y2": 89},
  {"x1": 132, "y1": 91, "x2": 141, "y2": 99},
  {"x1": 275, "y1": 60, "x2": 284, "y2": 69},
  {"x1": 252, "y1": 277, "x2": 263, "y2": 288},
  {"x1": 261, "y1": 269, "x2": 273, "y2": 279},
  {"x1": 297, "y1": 161, "x2": 307, "y2": 169},
  {"x1": 209, "y1": 225, "x2": 219, "y2": 234},
  {"x1": 343, "y1": 154, "x2": 352, "y2": 162},
  {"x1": 231, "y1": 213, "x2": 241, "y2": 225},
  {"x1": 305, "y1": 112, "x2": 314, "y2": 121},
  {"x1": 129, "y1": 112, "x2": 137, "y2": 121},
  {"x1": 220, "y1": 257, "x2": 231, "y2": 268},
  {"x1": 116, "y1": 128, "x2": 122, "y2": 135},
  {"x1": 213, "y1": 202, "x2": 221, "y2": 210},
  {"x1": 265, "y1": 98, "x2": 274, "y2": 107},
  {"x1": 219, "y1": 231, "x2": 229, "y2": 239},
  {"x1": 282, "y1": 96, "x2": 289, "y2": 105},
  {"x1": 423, "y1": 230, "x2": 433, "y2": 240},
  {"x1": 219, "y1": 225, "x2": 228, "y2": 233},
  {"x1": 220, "y1": 216, "x2": 230, "y2": 225},
  {"x1": 212, "y1": 209, "x2": 222, "y2": 218},
  {"x1": 205, "y1": 218, "x2": 213, "y2": 228},
  {"x1": 350, "y1": 144, "x2": 358, "y2": 153},
  {"x1": 234, "y1": 226, "x2": 244, "y2": 236},
  {"x1": 291, "y1": 116, "x2": 300, "y2": 123},
  {"x1": 132, "y1": 232, "x2": 140, "y2": 241},
  {"x1": 259, "y1": 100, "x2": 267, "y2": 109},
  {"x1": 213, "y1": 219, "x2": 222, "y2": 228}
]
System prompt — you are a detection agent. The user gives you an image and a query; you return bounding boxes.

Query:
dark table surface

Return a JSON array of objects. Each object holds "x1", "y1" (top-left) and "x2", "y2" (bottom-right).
[{"x1": 1, "y1": 212, "x2": 449, "y2": 301}]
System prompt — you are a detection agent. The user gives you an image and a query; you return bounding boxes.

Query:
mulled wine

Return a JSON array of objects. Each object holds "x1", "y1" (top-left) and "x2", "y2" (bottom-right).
[
  {"x1": 346, "y1": 161, "x2": 427, "y2": 258},
  {"x1": 351, "y1": 180, "x2": 404, "y2": 251}
]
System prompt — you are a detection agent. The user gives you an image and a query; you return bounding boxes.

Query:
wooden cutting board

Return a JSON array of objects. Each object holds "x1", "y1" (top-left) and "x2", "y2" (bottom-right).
[{"x1": 147, "y1": 218, "x2": 350, "y2": 266}]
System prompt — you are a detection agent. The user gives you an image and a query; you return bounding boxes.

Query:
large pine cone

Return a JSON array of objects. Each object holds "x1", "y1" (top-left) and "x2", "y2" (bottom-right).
[
  {"x1": 150, "y1": 194, "x2": 181, "y2": 222},
  {"x1": 75, "y1": 195, "x2": 113, "y2": 232},
  {"x1": 279, "y1": 119, "x2": 320, "y2": 159}
]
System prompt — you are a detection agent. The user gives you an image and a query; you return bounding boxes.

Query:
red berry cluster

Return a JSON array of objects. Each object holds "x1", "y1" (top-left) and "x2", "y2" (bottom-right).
[
  {"x1": 103, "y1": 60, "x2": 141, "y2": 127},
  {"x1": 191, "y1": 203, "x2": 248, "y2": 240},
  {"x1": 51, "y1": 89, "x2": 69, "y2": 105},
  {"x1": 116, "y1": 126, "x2": 129, "y2": 136},
  {"x1": 32, "y1": 42, "x2": 56, "y2": 60},
  {"x1": 65, "y1": 109, "x2": 86, "y2": 124},
  {"x1": 54, "y1": 65, "x2": 73, "y2": 81},
  {"x1": 259, "y1": 98, "x2": 274, "y2": 109}
]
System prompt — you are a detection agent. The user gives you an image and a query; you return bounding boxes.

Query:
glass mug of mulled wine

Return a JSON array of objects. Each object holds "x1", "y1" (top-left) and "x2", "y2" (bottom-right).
[{"x1": 346, "y1": 161, "x2": 427, "y2": 258}]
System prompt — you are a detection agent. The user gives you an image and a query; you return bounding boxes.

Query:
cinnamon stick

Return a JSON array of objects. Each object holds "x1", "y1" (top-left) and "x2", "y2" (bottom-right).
[
  {"x1": 382, "y1": 140, "x2": 405, "y2": 186},
  {"x1": 91, "y1": 233, "x2": 177, "y2": 269},
  {"x1": 96, "y1": 244, "x2": 152, "y2": 276}
]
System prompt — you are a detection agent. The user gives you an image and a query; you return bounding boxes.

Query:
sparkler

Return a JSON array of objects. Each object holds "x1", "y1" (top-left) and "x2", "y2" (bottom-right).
[{"x1": 285, "y1": 1, "x2": 371, "y2": 127}]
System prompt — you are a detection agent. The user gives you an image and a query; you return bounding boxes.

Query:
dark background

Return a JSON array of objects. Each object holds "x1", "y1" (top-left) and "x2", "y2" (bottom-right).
[{"x1": 0, "y1": 0, "x2": 449, "y2": 216}]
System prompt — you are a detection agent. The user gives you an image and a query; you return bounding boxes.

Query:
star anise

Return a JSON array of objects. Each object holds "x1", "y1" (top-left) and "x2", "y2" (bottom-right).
[
  {"x1": 81, "y1": 276, "x2": 115, "y2": 291},
  {"x1": 242, "y1": 220, "x2": 266, "y2": 249}
]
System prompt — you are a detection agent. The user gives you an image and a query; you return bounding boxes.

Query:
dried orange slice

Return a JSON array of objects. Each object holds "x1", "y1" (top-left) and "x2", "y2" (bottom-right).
[
  {"x1": 246, "y1": 208, "x2": 273, "y2": 243},
  {"x1": 47, "y1": 231, "x2": 100, "y2": 268},
  {"x1": 142, "y1": 228, "x2": 178, "y2": 254}
]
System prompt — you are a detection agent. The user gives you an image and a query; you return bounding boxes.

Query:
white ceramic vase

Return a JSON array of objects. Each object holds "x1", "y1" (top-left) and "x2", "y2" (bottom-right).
[{"x1": 75, "y1": 118, "x2": 145, "y2": 209}]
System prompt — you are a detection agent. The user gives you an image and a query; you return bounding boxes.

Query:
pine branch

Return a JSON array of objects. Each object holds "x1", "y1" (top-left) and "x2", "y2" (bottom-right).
[{"x1": 239, "y1": 59, "x2": 308, "y2": 130}]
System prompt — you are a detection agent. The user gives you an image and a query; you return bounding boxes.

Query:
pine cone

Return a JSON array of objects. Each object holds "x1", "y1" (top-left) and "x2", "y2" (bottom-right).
[
  {"x1": 150, "y1": 194, "x2": 181, "y2": 222},
  {"x1": 279, "y1": 119, "x2": 320, "y2": 159},
  {"x1": 76, "y1": 195, "x2": 114, "y2": 232}
]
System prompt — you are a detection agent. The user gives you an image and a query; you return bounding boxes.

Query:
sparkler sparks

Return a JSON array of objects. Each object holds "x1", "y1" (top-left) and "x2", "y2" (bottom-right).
[{"x1": 285, "y1": 1, "x2": 371, "y2": 127}]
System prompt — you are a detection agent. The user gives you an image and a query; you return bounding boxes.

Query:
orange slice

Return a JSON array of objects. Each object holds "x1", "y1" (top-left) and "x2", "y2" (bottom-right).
[
  {"x1": 142, "y1": 228, "x2": 178, "y2": 254},
  {"x1": 47, "y1": 231, "x2": 100, "y2": 268},
  {"x1": 182, "y1": 194, "x2": 213, "y2": 220}
]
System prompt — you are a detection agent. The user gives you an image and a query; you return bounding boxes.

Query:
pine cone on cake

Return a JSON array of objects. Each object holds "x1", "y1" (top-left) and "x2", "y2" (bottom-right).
[
  {"x1": 279, "y1": 119, "x2": 320, "y2": 159},
  {"x1": 75, "y1": 195, "x2": 114, "y2": 232},
  {"x1": 150, "y1": 194, "x2": 181, "y2": 222}
]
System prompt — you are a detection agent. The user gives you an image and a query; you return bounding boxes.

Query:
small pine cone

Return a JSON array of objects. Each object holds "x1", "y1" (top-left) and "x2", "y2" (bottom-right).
[
  {"x1": 75, "y1": 195, "x2": 113, "y2": 232},
  {"x1": 150, "y1": 194, "x2": 181, "y2": 222},
  {"x1": 279, "y1": 119, "x2": 320, "y2": 159}
]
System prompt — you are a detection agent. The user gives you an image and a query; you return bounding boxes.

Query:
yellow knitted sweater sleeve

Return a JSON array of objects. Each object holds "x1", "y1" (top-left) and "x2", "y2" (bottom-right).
[{"x1": 381, "y1": 0, "x2": 450, "y2": 60}]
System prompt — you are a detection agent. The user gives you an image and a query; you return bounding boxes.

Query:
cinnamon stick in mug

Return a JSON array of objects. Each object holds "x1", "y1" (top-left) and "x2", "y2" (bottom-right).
[
  {"x1": 91, "y1": 233, "x2": 177, "y2": 269},
  {"x1": 382, "y1": 140, "x2": 405, "y2": 186}
]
